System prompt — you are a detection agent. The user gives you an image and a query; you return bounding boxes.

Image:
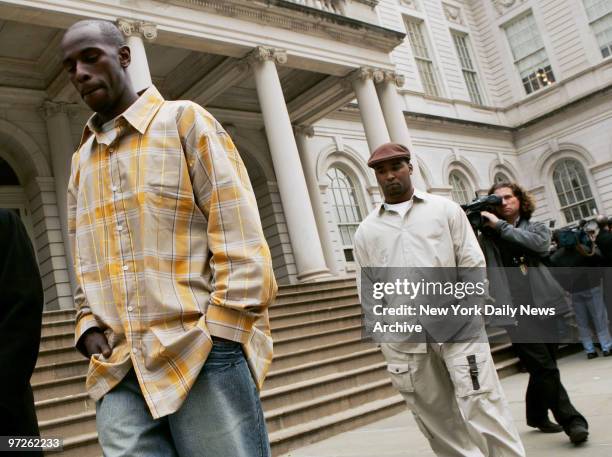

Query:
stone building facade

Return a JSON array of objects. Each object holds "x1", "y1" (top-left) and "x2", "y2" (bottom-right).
[{"x1": 0, "y1": 0, "x2": 611, "y2": 308}]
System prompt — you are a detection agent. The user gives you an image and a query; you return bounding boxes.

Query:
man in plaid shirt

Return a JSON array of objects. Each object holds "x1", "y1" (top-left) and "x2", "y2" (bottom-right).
[{"x1": 62, "y1": 19, "x2": 276, "y2": 457}]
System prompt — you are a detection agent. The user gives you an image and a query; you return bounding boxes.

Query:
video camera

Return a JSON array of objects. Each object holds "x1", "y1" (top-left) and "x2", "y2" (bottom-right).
[{"x1": 460, "y1": 194, "x2": 502, "y2": 232}]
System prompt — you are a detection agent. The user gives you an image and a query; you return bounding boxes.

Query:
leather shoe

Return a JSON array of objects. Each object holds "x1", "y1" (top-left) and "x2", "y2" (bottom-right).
[
  {"x1": 527, "y1": 419, "x2": 563, "y2": 433},
  {"x1": 603, "y1": 349, "x2": 611, "y2": 357},
  {"x1": 567, "y1": 423, "x2": 589, "y2": 444},
  {"x1": 587, "y1": 352, "x2": 598, "y2": 359}
]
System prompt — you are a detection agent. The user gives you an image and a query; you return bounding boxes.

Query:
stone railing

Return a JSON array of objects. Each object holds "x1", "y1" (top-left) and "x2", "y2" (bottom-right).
[{"x1": 286, "y1": 0, "x2": 346, "y2": 15}]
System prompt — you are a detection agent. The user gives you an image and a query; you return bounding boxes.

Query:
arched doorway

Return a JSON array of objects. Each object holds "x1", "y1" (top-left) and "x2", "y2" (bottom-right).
[{"x1": 0, "y1": 155, "x2": 35, "y2": 242}]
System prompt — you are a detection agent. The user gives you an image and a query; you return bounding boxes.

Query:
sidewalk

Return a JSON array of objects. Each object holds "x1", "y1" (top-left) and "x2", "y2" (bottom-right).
[{"x1": 282, "y1": 352, "x2": 612, "y2": 457}]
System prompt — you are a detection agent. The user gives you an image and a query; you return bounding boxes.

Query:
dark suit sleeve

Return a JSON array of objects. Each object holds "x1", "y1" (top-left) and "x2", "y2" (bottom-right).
[{"x1": 0, "y1": 209, "x2": 44, "y2": 394}]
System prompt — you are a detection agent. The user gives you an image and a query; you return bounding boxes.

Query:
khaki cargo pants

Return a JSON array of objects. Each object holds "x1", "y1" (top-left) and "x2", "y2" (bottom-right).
[{"x1": 381, "y1": 337, "x2": 525, "y2": 457}]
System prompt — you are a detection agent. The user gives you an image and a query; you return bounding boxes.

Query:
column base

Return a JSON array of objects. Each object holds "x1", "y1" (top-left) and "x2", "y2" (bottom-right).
[{"x1": 296, "y1": 267, "x2": 334, "y2": 283}]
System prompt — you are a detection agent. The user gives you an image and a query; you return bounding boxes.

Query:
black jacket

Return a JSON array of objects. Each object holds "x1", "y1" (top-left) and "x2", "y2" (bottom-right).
[{"x1": 0, "y1": 209, "x2": 44, "y2": 446}]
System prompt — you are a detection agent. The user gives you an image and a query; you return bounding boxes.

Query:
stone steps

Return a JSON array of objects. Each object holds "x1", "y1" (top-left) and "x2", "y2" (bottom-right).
[{"x1": 32, "y1": 278, "x2": 525, "y2": 457}]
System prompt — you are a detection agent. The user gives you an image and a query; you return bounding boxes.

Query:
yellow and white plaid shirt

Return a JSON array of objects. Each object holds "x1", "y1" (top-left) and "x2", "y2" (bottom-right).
[{"x1": 67, "y1": 86, "x2": 277, "y2": 418}]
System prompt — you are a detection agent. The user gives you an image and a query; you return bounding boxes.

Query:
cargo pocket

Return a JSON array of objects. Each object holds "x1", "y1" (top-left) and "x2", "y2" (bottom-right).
[
  {"x1": 449, "y1": 352, "x2": 495, "y2": 397},
  {"x1": 387, "y1": 363, "x2": 414, "y2": 392}
]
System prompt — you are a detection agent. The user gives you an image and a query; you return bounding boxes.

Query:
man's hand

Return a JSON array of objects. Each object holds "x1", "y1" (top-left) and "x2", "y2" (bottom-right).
[
  {"x1": 481, "y1": 210, "x2": 500, "y2": 229},
  {"x1": 80, "y1": 328, "x2": 112, "y2": 358}
]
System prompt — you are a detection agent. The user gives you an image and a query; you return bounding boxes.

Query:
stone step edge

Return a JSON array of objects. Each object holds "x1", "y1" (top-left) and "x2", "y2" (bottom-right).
[
  {"x1": 274, "y1": 324, "x2": 362, "y2": 346},
  {"x1": 32, "y1": 374, "x2": 86, "y2": 390},
  {"x1": 265, "y1": 378, "x2": 391, "y2": 420},
  {"x1": 273, "y1": 284, "x2": 357, "y2": 301},
  {"x1": 35, "y1": 358, "x2": 87, "y2": 373},
  {"x1": 38, "y1": 344, "x2": 80, "y2": 358},
  {"x1": 268, "y1": 292, "x2": 361, "y2": 318},
  {"x1": 272, "y1": 311, "x2": 362, "y2": 333},
  {"x1": 270, "y1": 395, "x2": 405, "y2": 445},
  {"x1": 495, "y1": 356, "x2": 520, "y2": 371},
  {"x1": 42, "y1": 318, "x2": 76, "y2": 329},
  {"x1": 36, "y1": 392, "x2": 89, "y2": 408},
  {"x1": 262, "y1": 362, "x2": 386, "y2": 398},
  {"x1": 39, "y1": 410, "x2": 96, "y2": 429},
  {"x1": 272, "y1": 337, "x2": 365, "y2": 363},
  {"x1": 62, "y1": 432, "x2": 99, "y2": 450},
  {"x1": 277, "y1": 277, "x2": 355, "y2": 293},
  {"x1": 267, "y1": 347, "x2": 380, "y2": 379},
  {"x1": 270, "y1": 299, "x2": 359, "y2": 320}
]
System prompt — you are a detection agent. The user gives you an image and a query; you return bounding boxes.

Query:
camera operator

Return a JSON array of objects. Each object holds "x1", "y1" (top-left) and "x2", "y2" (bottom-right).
[
  {"x1": 595, "y1": 215, "x2": 612, "y2": 322},
  {"x1": 478, "y1": 182, "x2": 589, "y2": 445},
  {"x1": 549, "y1": 222, "x2": 611, "y2": 359}
]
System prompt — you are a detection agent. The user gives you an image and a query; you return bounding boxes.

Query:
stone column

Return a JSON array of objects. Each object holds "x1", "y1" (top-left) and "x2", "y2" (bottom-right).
[
  {"x1": 294, "y1": 125, "x2": 338, "y2": 274},
  {"x1": 40, "y1": 101, "x2": 77, "y2": 289},
  {"x1": 375, "y1": 70, "x2": 426, "y2": 189},
  {"x1": 249, "y1": 47, "x2": 330, "y2": 281},
  {"x1": 349, "y1": 67, "x2": 390, "y2": 153},
  {"x1": 116, "y1": 19, "x2": 157, "y2": 94}
]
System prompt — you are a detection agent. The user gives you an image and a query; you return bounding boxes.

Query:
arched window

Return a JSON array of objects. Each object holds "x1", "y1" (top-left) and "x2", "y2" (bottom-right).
[
  {"x1": 449, "y1": 171, "x2": 473, "y2": 205},
  {"x1": 494, "y1": 171, "x2": 510, "y2": 184},
  {"x1": 326, "y1": 167, "x2": 363, "y2": 262},
  {"x1": 552, "y1": 159, "x2": 597, "y2": 223}
]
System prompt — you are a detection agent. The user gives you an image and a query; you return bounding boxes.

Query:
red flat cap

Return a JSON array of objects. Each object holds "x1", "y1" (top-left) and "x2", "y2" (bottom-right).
[{"x1": 367, "y1": 143, "x2": 411, "y2": 168}]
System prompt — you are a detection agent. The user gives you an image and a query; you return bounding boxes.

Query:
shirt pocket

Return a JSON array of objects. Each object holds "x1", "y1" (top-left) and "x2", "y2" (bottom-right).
[
  {"x1": 448, "y1": 352, "x2": 495, "y2": 397},
  {"x1": 386, "y1": 363, "x2": 414, "y2": 392}
]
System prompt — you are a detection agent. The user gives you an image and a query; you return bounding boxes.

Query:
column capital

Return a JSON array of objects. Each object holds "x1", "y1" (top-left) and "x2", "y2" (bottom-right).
[
  {"x1": 246, "y1": 46, "x2": 287, "y2": 67},
  {"x1": 346, "y1": 66, "x2": 375, "y2": 84},
  {"x1": 116, "y1": 19, "x2": 158, "y2": 41},
  {"x1": 294, "y1": 124, "x2": 315, "y2": 138},
  {"x1": 378, "y1": 70, "x2": 405, "y2": 88},
  {"x1": 39, "y1": 100, "x2": 77, "y2": 119}
]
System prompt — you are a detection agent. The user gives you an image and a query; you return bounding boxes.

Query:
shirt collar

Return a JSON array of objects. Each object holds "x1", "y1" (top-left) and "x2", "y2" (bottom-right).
[
  {"x1": 377, "y1": 188, "x2": 427, "y2": 216},
  {"x1": 78, "y1": 85, "x2": 165, "y2": 148}
]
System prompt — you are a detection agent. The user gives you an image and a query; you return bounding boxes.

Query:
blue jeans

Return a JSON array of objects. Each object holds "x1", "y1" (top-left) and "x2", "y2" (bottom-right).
[
  {"x1": 96, "y1": 341, "x2": 271, "y2": 457},
  {"x1": 572, "y1": 286, "x2": 612, "y2": 353}
]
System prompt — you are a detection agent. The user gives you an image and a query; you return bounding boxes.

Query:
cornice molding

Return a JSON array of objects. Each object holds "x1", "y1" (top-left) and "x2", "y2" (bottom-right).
[
  {"x1": 354, "y1": 0, "x2": 379, "y2": 7},
  {"x1": 170, "y1": 0, "x2": 404, "y2": 53}
]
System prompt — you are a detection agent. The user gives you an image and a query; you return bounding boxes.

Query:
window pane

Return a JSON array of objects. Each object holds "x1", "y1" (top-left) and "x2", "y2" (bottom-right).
[
  {"x1": 450, "y1": 172, "x2": 472, "y2": 205},
  {"x1": 505, "y1": 13, "x2": 544, "y2": 61},
  {"x1": 583, "y1": 0, "x2": 612, "y2": 22},
  {"x1": 416, "y1": 59, "x2": 439, "y2": 96},
  {"x1": 326, "y1": 167, "x2": 364, "y2": 252},
  {"x1": 505, "y1": 14, "x2": 554, "y2": 94},
  {"x1": 405, "y1": 18, "x2": 440, "y2": 96},
  {"x1": 552, "y1": 159, "x2": 598, "y2": 223},
  {"x1": 583, "y1": 2, "x2": 612, "y2": 57}
]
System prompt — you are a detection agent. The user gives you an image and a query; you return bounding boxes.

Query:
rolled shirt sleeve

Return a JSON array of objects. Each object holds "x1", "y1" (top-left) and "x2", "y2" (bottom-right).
[{"x1": 178, "y1": 104, "x2": 277, "y2": 342}]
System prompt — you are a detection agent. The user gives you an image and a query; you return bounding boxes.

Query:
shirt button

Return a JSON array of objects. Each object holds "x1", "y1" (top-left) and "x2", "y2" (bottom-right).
[
  {"x1": 132, "y1": 348, "x2": 138, "y2": 354},
  {"x1": 112, "y1": 186, "x2": 118, "y2": 192},
  {"x1": 108, "y1": 147, "x2": 115, "y2": 153},
  {"x1": 127, "y1": 306, "x2": 133, "y2": 312},
  {"x1": 117, "y1": 225, "x2": 123, "y2": 231},
  {"x1": 123, "y1": 265, "x2": 129, "y2": 271}
]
